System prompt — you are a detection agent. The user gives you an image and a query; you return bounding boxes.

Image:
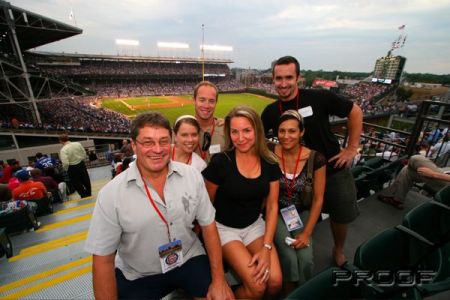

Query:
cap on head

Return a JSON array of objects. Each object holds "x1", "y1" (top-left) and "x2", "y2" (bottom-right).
[{"x1": 15, "y1": 169, "x2": 30, "y2": 181}]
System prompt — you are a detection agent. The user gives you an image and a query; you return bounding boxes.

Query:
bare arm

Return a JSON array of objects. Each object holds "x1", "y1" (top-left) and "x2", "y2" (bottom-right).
[
  {"x1": 201, "y1": 222, "x2": 234, "y2": 300},
  {"x1": 329, "y1": 103, "x2": 363, "y2": 168},
  {"x1": 93, "y1": 254, "x2": 117, "y2": 300},
  {"x1": 263, "y1": 180, "x2": 280, "y2": 247},
  {"x1": 204, "y1": 179, "x2": 218, "y2": 203},
  {"x1": 249, "y1": 180, "x2": 279, "y2": 282},
  {"x1": 292, "y1": 166, "x2": 326, "y2": 248},
  {"x1": 417, "y1": 167, "x2": 450, "y2": 182}
]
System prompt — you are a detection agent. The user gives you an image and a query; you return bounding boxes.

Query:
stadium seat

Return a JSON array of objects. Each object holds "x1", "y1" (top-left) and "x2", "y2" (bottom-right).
[
  {"x1": 0, "y1": 227, "x2": 13, "y2": 258},
  {"x1": 435, "y1": 185, "x2": 450, "y2": 206},
  {"x1": 354, "y1": 226, "x2": 445, "y2": 298},
  {"x1": 363, "y1": 157, "x2": 385, "y2": 170},
  {"x1": 402, "y1": 201, "x2": 450, "y2": 245},
  {"x1": 26, "y1": 197, "x2": 53, "y2": 216},
  {"x1": 284, "y1": 266, "x2": 363, "y2": 300},
  {"x1": 351, "y1": 165, "x2": 365, "y2": 179},
  {"x1": 0, "y1": 207, "x2": 40, "y2": 234}
]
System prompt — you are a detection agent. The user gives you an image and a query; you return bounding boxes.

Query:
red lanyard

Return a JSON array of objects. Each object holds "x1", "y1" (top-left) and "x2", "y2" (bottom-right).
[
  {"x1": 141, "y1": 175, "x2": 171, "y2": 241},
  {"x1": 278, "y1": 90, "x2": 300, "y2": 114},
  {"x1": 171, "y1": 147, "x2": 192, "y2": 164},
  {"x1": 199, "y1": 119, "x2": 216, "y2": 160},
  {"x1": 281, "y1": 145, "x2": 303, "y2": 199}
]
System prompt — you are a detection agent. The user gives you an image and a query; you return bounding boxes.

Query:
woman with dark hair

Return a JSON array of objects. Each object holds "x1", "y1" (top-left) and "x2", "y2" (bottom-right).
[
  {"x1": 172, "y1": 115, "x2": 206, "y2": 172},
  {"x1": 271, "y1": 110, "x2": 326, "y2": 295},
  {"x1": 202, "y1": 106, "x2": 282, "y2": 299}
]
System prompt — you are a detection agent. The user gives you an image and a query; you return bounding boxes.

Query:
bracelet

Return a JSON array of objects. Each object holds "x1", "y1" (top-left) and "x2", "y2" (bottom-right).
[{"x1": 263, "y1": 243, "x2": 272, "y2": 251}]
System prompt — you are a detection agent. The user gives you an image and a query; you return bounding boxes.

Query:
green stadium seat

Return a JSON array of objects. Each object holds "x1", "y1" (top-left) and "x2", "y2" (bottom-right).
[
  {"x1": 284, "y1": 266, "x2": 363, "y2": 300},
  {"x1": 354, "y1": 226, "x2": 448, "y2": 299},
  {"x1": 435, "y1": 185, "x2": 450, "y2": 206}
]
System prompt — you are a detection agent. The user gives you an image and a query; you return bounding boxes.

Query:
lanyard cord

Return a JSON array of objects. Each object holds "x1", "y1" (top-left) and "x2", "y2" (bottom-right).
[
  {"x1": 171, "y1": 147, "x2": 192, "y2": 164},
  {"x1": 141, "y1": 175, "x2": 171, "y2": 241},
  {"x1": 278, "y1": 90, "x2": 300, "y2": 114},
  {"x1": 281, "y1": 145, "x2": 303, "y2": 199}
]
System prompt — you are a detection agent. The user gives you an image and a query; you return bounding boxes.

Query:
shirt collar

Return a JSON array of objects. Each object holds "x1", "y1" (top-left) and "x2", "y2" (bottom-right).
[{"x1": 126, "y1": 159, "x2": 184, "y2": 187}]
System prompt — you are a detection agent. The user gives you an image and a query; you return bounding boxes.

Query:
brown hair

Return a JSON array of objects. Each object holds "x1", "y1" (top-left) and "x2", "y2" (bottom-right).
[
  {"x1": 193, "y1": 81, "x2": 219, "y2": 101},
  {"x1": 224, "y1": 106, "x2": 278, "y2": 164},
  {"x1": 130, "y1": 112, "x2": 172, "y2": 141},
  {"x1": 278, "y1": 109, "x2": 304, "y2": 132},
  {"x1": 58, "y1": 133, "x2": 69, "y2": 143},
  {"x1": 173, "y1": 115, "x2": 200, "y2": 134},
  {"x1": 272, "y1": 55, "x2": 300, "y2": 77}
]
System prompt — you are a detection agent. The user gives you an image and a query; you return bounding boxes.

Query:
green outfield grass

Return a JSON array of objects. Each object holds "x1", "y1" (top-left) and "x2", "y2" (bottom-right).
[
  {"x1": 102, "y1": 93, "x2": 275, "y2": 125},
  {"x1": 125, "y1": 97, "x2": 172, "y2": 105}
]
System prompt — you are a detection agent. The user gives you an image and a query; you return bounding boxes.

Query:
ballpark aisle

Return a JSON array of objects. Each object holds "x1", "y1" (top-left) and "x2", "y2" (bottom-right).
[{"x1": 0, "y1": 167, "x2": 109, "y2": 299}]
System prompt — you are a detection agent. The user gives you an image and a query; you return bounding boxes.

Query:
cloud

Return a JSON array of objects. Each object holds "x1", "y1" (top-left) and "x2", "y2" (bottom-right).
[{"x1": 10, "y1": 0, "x2": 450, "y2": 73}]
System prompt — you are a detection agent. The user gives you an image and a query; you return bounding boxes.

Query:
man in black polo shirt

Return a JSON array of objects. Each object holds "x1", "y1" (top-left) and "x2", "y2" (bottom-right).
[{"x1": 261, "y1": 56, "x2": 363, "y2": 266}]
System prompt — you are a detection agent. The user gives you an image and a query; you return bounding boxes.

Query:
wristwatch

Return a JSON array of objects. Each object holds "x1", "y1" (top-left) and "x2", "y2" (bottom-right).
[{"x1": 263, "y1": 243, "x2": 272, "y2": 251}]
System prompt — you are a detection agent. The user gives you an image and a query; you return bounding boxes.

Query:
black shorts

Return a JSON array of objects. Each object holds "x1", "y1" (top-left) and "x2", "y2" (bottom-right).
[{"x1": 116, "y1": 255, "x2": 211, "y2": 299}]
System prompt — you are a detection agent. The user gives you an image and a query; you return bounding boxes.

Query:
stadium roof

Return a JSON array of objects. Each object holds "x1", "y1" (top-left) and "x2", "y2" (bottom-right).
[
  {"x1": 29, "y1": 51, "x2": 234, "y2": 64},
  {"x1": 0, "y1": 0, "x2": 82, "y2": 51}
]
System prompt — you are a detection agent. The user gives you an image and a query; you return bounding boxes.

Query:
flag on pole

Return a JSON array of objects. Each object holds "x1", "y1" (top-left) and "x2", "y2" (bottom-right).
[{"x1": 398, "y1": 24, "x2": 406, "y2": 30}]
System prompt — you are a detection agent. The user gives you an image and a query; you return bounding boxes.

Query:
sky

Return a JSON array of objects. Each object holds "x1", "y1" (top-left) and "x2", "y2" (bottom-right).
[{"x1": 11, "y1": 0, "x2": 450, "y2": 74}]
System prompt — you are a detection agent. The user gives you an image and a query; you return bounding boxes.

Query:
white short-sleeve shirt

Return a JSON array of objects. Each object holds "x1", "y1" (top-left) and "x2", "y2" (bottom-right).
[{"x1": 84, "y1": 160, "x2": 215, "y2": 280}]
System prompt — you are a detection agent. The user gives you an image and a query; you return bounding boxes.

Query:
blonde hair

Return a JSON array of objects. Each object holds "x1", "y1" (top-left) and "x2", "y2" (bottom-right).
[{"x1": 224, "y1": 106, "x2": 278, "y2": 164}]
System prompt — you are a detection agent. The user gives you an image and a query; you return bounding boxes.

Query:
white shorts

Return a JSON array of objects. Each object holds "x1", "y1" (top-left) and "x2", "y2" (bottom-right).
[{"x1": 216, "y1": 215, "x2": 265, "y2": 246}]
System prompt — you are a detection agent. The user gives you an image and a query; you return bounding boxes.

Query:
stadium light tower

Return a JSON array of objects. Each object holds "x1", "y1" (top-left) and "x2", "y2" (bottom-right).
[
  {"x1": 156, "y1": 41, "x2": 190, "y2": 58},
  {"x1": 115, "y1": 39, "x2": 140, "y2": 56}
]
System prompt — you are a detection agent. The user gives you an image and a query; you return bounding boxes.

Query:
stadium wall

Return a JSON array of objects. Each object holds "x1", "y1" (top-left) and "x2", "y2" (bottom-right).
[{"x1": 0, "y1": 140, "x2": 94, "y2": 166}]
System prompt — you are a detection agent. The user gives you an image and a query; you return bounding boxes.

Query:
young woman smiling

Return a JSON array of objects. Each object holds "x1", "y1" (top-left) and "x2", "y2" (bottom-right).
[
  {"x1": 172, "y1": 115, "x2": 206, "y2": 172},
  {"x1": 202, "y1": 106, "x2": 282, "y2": 299},
  {"x1": 271, "y1": 110, "x2": 326, "y2": 295}
]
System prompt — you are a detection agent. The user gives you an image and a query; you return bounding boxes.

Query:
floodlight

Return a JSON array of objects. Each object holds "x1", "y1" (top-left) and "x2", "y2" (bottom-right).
[
  {"x1": 115, "y1": 39, "x2": 140, "y2": 46},
  {"x1": 157, "y1": 42, "x2": 189, "y2": 49},
  {"x1": 200, "y1": 44, "x2": 233, "y2": 52}
]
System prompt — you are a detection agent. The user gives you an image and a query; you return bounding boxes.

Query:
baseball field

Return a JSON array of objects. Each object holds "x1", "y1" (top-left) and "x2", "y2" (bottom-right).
[{"x1": 101, "y1": 93, "x2": 275, "y2": 125}]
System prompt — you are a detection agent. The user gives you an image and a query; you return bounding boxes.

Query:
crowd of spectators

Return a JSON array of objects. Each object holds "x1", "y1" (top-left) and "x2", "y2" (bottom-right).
[
  {"x1": 341, "y1": 82, "x2": 392, "y2": 113},
  {"x1": 39, "y1": 61, "x2": 231, "y2": 77},
  {"x1": 84, "y1": 78, "x2": 244, "y2": 98}
]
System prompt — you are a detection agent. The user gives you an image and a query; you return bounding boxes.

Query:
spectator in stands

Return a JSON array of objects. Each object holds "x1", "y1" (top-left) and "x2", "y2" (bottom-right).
[
  {"x1": 429, "y1": 134, "x2": 450, "y2": 160},
  {"x1": 30, "y1": 168, "x2": 58, "y2": 191},
  {"x1": 59, "y1": 134, "x2": 92, "y2": 198},
  {"x1": 172, "y1": 115, "x2": 206, "y2": 172},
  {"x1": 85, "y1": 112, "x2": 233, "y2": 300},
  {"x1": 12, "y1": 170, "x2": 47, "y2": 201},
  {"x1": 0, "y1": 184, "x2": 37, "y2": 215},
  {"x1": 378, "y1": 155, "x2": 450, "y2": 209},
  {"x1": 0, "y1": 159, "x2": 19, "y2": 184},
  {"x1": 35, "y1": 152, "x2": 55, "y2": 170},
  {"x1": 202, "y1": 106, "x2": 282, "y2": 299},
  {"x1": 262, "y1": 56, "x2": 362, "y2": 267},
  {"x1": 43, "y1": 166, "x2": 68, "y2": 201},
  {"x1": 193, "y1": 81, "x2": 226, "y2": 162},
  {"x1": 7, "y1": 166, "x2": 22, "y2": 191},
  {"x1": 120, "y1": 139, "x2": 133, "y2": 158},
  {"x1": 271, "y1": 110, "x2": 326, "y2": 295}
]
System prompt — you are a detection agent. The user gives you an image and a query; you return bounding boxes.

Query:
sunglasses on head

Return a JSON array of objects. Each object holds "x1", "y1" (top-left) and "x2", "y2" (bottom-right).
[{"x1": 202, "y1": 132, "x2": 212, "y2": 152}]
